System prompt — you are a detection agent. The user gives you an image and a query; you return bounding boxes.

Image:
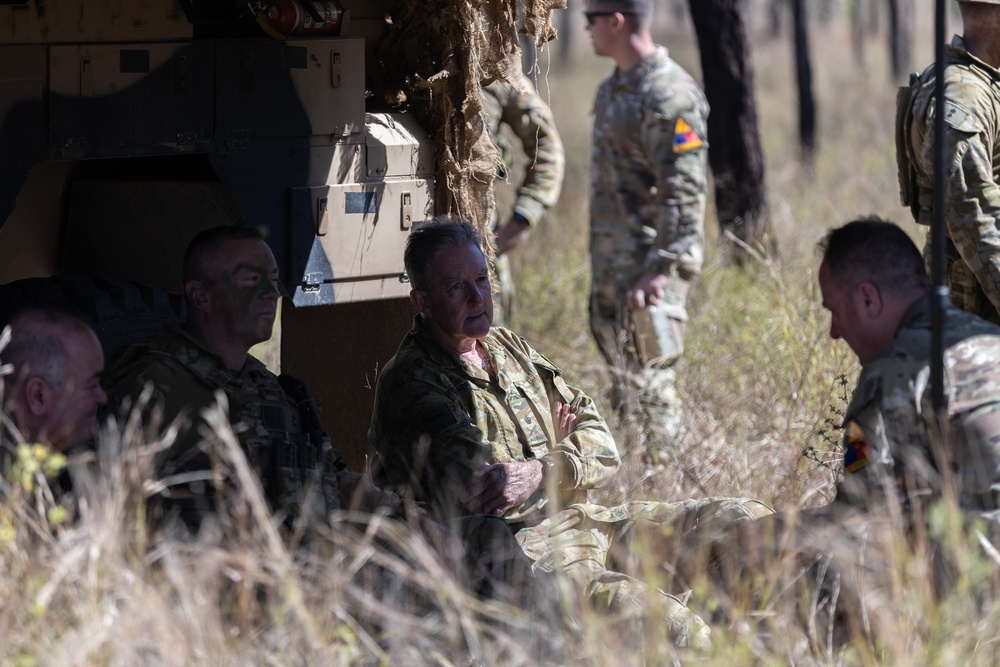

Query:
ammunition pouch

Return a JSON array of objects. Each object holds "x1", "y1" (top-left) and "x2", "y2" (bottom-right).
[{"x1": 274, "y1": 373, "x2": 344, "y2": 516}]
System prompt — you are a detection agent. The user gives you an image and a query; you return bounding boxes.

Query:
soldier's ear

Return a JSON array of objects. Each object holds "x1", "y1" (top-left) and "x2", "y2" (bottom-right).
[
  {"x1": 185, "y1": 279, "x2": 210, "y2": 312},
  {"x1": 24, "y1": 375, "x2": 51, "y2": 416},
  {"x1": 410, "y1": 288, "x2": 430, "y2": 316},
  {"x1": 857, "y1": 282, "x2": 883, "y2": 318}
]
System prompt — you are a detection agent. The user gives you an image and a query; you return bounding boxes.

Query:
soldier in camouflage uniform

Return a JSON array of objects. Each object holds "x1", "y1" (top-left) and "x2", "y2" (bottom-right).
[
  {"x1": 1, "y1": 308, "x2": 107, "y2": 455},
  {"x1": 104, "y1": 226, "x2": 401, "y2": 528},
  {"x1": 585, "y1": 0, "x2": 708, "y2": 462},
  {"x1": 705, "y1": 219, "x2": 1000, "y2": 643},
  {"x1": 483, "y1": 72, "x2": 565, "y2": 326},
  {"x1": 105, "y1": 225, "x2": 534, "y2": 601},
  {"x1": 818, "y1": 218, "x2": 1000, "y2": 515},
  {"x1": 899, "y1": 0, "x2": 1000, "y2": 323},
  {"x1": 369, "y1": 219, "x2": 773, "y2": 648}
]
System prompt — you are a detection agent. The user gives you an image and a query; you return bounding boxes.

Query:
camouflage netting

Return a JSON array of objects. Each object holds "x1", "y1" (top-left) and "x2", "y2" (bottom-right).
[{"x1": 375, "y1": 0, "x2": 564, "y2": 248}]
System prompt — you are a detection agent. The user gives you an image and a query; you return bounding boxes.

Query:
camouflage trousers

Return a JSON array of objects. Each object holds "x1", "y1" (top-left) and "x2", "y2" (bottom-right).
[
  {"x1": 514, "y1": 497, "x2": 774, "y2": 648},
  {"x1": 590, "y1": 273, "x2": 691, "y2": 463}
]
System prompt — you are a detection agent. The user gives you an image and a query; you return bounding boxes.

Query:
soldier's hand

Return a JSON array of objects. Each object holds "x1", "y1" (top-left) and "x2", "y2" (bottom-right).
[
  {"x1": 470, "y1": 460, "x2": 544, "y2": 516},
  {"x1": 626, "y1": 271, "x2": 668, "y2": 310},
  {"x1": 553, "y1": 401, "x2": 577, "y2": 441},
  {"x1": 494, "y1": 217, "x2": 530, "y2": 255}
]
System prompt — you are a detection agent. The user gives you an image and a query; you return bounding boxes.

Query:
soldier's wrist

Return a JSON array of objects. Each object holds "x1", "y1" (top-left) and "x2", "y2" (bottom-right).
[
  {"x1": 511, "y1": 212, "x2": 531, "y2": 227},
  {"x1": 537, "y1": 456, "x2": 558, "y2": 489}
]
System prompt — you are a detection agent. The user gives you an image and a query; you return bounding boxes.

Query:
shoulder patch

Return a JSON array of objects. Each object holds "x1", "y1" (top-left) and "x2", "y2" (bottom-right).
[
  {"x1": 843, "y1": 420, "x2": 874, "y2": 473},
  {"x1": 673, "y1": 117, "x2": 704, "y2": 153},
  {"x1": 942, "y1": 98, "x2": 982, "y2": 134}
]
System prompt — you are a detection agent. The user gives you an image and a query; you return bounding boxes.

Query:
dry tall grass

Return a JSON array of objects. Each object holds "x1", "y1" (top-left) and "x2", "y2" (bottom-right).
[{"x1": 6, "y1": 4, "x2": 1000, "y2": 665}]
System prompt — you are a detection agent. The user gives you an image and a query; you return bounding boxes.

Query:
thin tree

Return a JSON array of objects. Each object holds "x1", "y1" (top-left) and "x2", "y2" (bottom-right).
[
  {"x1": 852, "y1": 0, "x2": 867, "y2": 67},
  {"x1": 769, "y1": 0, "x2": 785, "y2": 37},
  {"x1": 557, "y1": 0, "x2": 576, "y2": 66},
  {"x1": 791, "y1": 0, "x2": 816, "y2": 155},
  {"x1": 868, "y1": 0, "x2": 881, "y2": 34},
  {"x1": 887, "y1": 0, "x2": 913, "y2": 81},
  {"x1": 688, "y1": 0, "x2": 769, "y2": 249}
]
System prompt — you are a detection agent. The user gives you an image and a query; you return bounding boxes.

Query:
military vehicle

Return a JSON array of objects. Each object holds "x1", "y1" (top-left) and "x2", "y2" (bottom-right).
[{"x1": 0, "y1": 0, "x2": 555, "y2": 469}]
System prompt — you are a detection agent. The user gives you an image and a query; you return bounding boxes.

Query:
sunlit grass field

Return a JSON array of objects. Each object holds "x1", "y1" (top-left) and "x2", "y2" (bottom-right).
[{"x1": 7, "y1": 3, "x2": 1000, "y2": 665}]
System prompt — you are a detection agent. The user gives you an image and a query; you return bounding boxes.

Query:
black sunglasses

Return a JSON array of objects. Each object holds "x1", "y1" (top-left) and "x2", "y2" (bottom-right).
[{"x1": 583, "y1": 10, "x2": 633, "y2": 26}]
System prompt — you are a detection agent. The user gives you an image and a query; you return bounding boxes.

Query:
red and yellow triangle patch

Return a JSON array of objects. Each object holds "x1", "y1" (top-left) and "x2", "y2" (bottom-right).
[{"x1": 673, "y1": 117, "x2": 703, "y2": 153}]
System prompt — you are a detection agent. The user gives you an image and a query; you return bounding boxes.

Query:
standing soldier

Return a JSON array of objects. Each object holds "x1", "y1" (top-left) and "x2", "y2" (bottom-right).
[
  {"x1": 585, "y1": 0, "x2": 709, "y2": 461},
  {"x1": 898, "y1": 0, "x2": 1000, "y2": 323},
  {"x1": 483, "y1": 71, "x2": 565, "y2": 326}
]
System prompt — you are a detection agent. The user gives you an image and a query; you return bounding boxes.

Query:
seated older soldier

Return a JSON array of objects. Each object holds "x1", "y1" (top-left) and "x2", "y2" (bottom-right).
[
  {"x1": 369, "y1": 217, "x2": 773, "y2": 648},
  {"x1": 2, "y1": 307, "x2": 108, "y2": 454}
]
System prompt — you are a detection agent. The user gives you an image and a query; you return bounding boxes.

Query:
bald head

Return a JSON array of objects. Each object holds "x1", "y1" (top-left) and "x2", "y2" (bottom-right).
[{"x1": 2, "y1": 308, "x2": 107, "y2": 451}]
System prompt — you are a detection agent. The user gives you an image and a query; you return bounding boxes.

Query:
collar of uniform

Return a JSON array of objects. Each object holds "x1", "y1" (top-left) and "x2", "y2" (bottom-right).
[
  {"x1": 411, "y1": 315, "x2": 510, "y2": 385},
  {"x1": 615, "y1": 44, "x2": 668, "y2": 84},
  {"x1": 153, "y1": 324, "x2": 267, "y2": 381},
  {"x1": 410, "y1": 315, "x2": 473, "y2": 373},
  {"x1": 895, "y1": 295, "x2": 933, "y2": 339},
  {"x1": 948, "y1": 34, "x2": 1000, "y2": 77}
]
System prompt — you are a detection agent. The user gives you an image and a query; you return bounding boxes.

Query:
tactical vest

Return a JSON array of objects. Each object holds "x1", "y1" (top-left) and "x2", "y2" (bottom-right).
[
  {"x1": 895, "y1": 66, "x2": 929, "y2": 221},
  {"x1": 112, "y1": 330, "x2": 340, "y2": 521},
  {"x1": 896, "y1": 53, "x2": 999, "y2": 225}
]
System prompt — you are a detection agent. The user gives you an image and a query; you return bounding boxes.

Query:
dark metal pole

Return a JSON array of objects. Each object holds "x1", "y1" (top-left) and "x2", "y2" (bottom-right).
[{"x1": 931, "y1": 0, "x2": 948, "y2": 414}]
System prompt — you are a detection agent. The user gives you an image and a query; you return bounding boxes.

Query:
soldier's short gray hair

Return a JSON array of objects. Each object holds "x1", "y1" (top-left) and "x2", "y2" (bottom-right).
[
  {"x1": 404, "y1": 216, "x2": 485, "y2": 291},
  {"x1": 819, "y1": 217, "x2": 931, "y2": 297},
  {"x1": 2, "y1": 308, "x2": 95, "y2": 388}
]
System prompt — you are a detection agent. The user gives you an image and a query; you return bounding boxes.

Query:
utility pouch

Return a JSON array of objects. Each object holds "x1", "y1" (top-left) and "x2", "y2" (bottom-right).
[
  {"x1": 630, "y1": 303, "x2": 686, "y2": 367},
  {"x1": 895, "y1": 71, "x2": 922, "y2": 220}
]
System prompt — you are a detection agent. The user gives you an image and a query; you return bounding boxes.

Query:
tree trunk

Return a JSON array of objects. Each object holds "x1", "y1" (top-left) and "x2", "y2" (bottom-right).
[
  {"x1": 557, "y1": 0, "x2": 576, "y2": 66},
  {"x1": 868, "y1": 0, "x2": 880, "y2": 35},
  {"x1": 887, "y1": 0, "x2": 912, "y2": 81},
  {"x1": 688, "y1": 0, "x2": 769, "y2": 250},
  {"x1": 791, "y1": 0, "x2": 816, "y2": 156},
  {"x1": 671, "y1": 0, "x2": 687, "y2": 23},
  {"x1": 818, "y1": 0, "x2": 833, "y2": 25},
  {"x1": 769, "y1": 0, "x2": 784, "y2": 37},
  {"x1": 851, "y1": 0, "x2": 866, "y2": 67}
]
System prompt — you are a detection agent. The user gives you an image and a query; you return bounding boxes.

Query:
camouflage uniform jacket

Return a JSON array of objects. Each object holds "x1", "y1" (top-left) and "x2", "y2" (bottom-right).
[
  {"x1": 483, "y1": 74, "x2": 565, "y2": 227},
  {"x1": 590, "y1": 45, "x2": 709, "y2": 288},
  {"x1": 369, "y1": 316, "x2": 621, "y2": 523},
  {"x1": 838, "y1": 297, "x2": 1000, "y2": 514},
  {"x1": 908, "y1": 36, "x2": 1000, "y2": 321},
  {"x1": 106, "y1": 326, "x2": 400, "y2": 525}
]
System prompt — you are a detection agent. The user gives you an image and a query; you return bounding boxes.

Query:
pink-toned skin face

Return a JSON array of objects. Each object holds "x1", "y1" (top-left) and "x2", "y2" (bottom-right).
[
  {"x1": 818, "y1": 260, "x2": 887, "y2": 365},
  {"x1": 412, "y1": 243, "x2": 494, "y2": 355}
]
